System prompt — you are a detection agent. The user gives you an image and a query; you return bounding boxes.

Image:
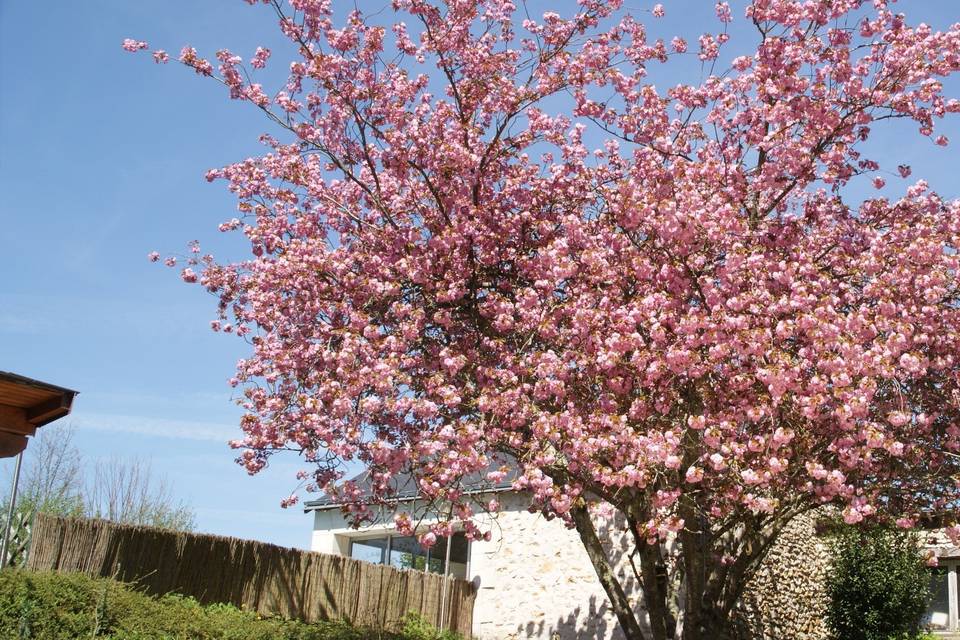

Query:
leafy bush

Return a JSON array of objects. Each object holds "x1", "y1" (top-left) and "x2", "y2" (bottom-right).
[
  {"x1": 825, "y1": 526, "x2": 931, "y2": 640},
  {"x1": 0, "y1": 570, "x2": 462, "y2": 640},
  {"x1": 398, "y1": 614, "x2": 462, "y2": 640}
]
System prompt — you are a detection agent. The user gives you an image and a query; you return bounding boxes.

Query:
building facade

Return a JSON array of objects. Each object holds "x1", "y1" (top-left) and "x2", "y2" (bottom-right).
[{"x1": 308, "y1": 491, "x2": 835, "y2": 639}]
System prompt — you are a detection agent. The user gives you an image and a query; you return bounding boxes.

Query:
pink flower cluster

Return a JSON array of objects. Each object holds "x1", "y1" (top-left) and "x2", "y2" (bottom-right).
[
  {"x1": 121, "y1": 38, "x2": 148, "y2": 52},
  {"x1": 141, "y1": 0, "x2": 960, "y2": 575}
]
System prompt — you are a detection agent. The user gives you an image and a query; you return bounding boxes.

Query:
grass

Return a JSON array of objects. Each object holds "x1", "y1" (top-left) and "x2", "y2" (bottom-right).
[{"x1": 0, "y1": 570, "x2": 462, "y2": 640}]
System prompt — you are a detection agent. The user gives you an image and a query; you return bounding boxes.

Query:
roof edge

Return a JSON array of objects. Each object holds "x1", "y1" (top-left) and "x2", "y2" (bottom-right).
[
  {"x1": 0, "y1": 371, "x2": 79, "y2": 396},
  {"x1": 303, "y1": 484, "x2": 515, "y2": 513}
]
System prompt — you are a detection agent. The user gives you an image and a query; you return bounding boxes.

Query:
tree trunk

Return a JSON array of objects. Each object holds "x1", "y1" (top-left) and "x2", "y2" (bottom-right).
[
  {"x1": 681, "y1": 604, "x2": 738, "y2": 640},
  {"x1": 570, "y1": 504, "x2": 649, "y2": 640},
  {"x1": 637, "y1": 541, "x2": 674, "y2": 640}
]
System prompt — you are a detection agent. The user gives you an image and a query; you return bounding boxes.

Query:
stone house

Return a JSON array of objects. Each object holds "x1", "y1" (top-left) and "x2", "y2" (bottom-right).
[{"x1": 306, "y1": 468, "x2": 840, "y2": 640}]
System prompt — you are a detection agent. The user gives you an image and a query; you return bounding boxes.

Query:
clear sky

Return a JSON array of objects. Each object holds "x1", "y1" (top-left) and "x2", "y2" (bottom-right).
[{"x1": 1, "y1": 1, "x2": 959, "y2": 551}]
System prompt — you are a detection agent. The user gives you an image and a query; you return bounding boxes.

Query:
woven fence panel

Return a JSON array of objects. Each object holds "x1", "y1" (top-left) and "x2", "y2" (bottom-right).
[{"x1": 26, "y1": 514, "x2": 476, "y2": 636}]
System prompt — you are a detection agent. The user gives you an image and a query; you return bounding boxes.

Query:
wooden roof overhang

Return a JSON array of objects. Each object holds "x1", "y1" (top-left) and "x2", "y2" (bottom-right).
[{"x1": 0, "y1": 372, "x2": 77, "y2": 458}]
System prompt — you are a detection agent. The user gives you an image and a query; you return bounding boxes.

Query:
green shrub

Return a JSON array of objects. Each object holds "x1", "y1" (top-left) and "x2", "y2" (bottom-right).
[
  {"x1": 398, "y1": 613, "x2": 462, "y2": 640},
  {"x1": 825, "y1": 526, "x2": 931, "y2": 640},
  {"x1": 0, "y1": 570, "x2": 463, "y2": 640}
]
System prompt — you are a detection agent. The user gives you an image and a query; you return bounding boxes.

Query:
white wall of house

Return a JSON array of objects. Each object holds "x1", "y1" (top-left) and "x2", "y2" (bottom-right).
[
  {"x1": 309, "y1": 491, "x2": 633, "y2": 640},
  {"x1": 468, "y1": 492, "x2": 630, "y2": 640}
]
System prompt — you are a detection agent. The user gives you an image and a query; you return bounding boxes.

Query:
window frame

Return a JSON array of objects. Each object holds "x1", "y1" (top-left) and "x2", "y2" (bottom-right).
[
  {"x1": 925, "y1": 559, "x2": 959, "y2": 632},
  {"x1": 347, "y1": 531, "x2": 470, "y2": 579}
]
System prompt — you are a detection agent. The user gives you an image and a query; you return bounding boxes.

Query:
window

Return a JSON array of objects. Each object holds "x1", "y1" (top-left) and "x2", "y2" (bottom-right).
[
  {"x1": 389, "y1": 535, "x2": 430, "y2": 572},
  {"x1": 923, "y1": 561, "x2": 959, "y2": 631},
  {"x1": 432, "y1": 531, "x2": 469, "y2": 579},
  {"x1": 349, "y1": 537, "x2": 388, "y2": 565},
  {"x1": 349, "y1": 532, "x2": 469, "y2": 578},
  {"x1": 927, "y1": 567, "x2": 950, "y2": 630}
]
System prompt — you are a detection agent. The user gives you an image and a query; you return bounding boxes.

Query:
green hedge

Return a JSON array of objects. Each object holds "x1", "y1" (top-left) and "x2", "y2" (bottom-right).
[
  {"x1": 825, "y1": 526, "x2": 931, "y2": 640},
  {"x1": 0, "y1": 570, "x2": 462, "y2": 640}
]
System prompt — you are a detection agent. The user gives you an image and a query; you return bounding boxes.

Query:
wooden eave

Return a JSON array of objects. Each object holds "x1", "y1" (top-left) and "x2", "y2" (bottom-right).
[{"x1": 0, "y1": 371, "x2": 77, "y2": 457}]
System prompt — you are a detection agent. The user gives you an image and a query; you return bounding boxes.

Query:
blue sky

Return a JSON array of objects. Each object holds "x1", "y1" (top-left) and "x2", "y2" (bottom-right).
[{"x1": 1, "y1": 1, "x2": 959, "y2": 550}]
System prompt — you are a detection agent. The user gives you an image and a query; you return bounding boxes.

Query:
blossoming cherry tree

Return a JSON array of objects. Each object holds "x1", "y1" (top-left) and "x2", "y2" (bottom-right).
[{"x1": 130, "y1": 1, "x2": 960, "y2": 638}]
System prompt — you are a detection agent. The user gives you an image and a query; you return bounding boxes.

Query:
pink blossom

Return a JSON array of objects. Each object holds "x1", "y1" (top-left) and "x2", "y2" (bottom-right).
[
  {"x1": 250, "y1": 46, "x2": 271, "y2": 69},
  {"x1": 698, "y1": 34, "x2": 719, "y2": 61},
  {"x1": 122, "y1": 38, "x2": 148, "y2": 52},
  {"x1": 179, "y1": 46, "x2": 213, "y2": 75},
  {"x1": 887, "y1": 412, "x2": 910, "y2": 427},
  {"x1": 147, "y1": 251, "x2": 160, "y2": 262},
  {"x1": 715, "y1": 2, "x2": 732, "y2": 23},
  {"x1": 886, "y1": 441, "x2": 905, "y2": 457},
  {"x1": 708, "y1": 453, "x2": 726, "y2": 471},
  {"x1": 842, "y1": 509, "x2": 863, "y2": 525},
  {"x1": 767, "y1": 457, "x2": 787, "y2": 474},
  {"x1": 685, "y1": 466, "x2": 704, "y2": 484},
  {"x1": 652, "y1": 4, "x2": 665, "y2": 18},
  {"x1": 946, "y1": 525, "x2": 960, "y2": 545}
]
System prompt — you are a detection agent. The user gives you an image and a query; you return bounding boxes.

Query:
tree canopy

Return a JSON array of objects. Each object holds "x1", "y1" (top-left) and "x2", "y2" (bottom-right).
[{"x1": 132, "y1": 1, "x2": 960, "y2": 637}]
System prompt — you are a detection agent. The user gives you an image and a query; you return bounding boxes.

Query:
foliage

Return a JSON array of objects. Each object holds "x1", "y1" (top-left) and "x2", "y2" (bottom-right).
[
  {"x1": 0, "y1": 570, "x2": 462, "y2": 640},
  {"x1": 398, "y1": 613, "x2": 462, "y2": 640},
  {"x1": 129, "y1": 1, "x2": 960, "y2": 638},
  {"x1": 825, "y1": 526, "x2": 931, "y2": 640}
]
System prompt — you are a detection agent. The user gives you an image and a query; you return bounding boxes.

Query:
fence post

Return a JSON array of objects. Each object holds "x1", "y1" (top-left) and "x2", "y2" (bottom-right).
[{"x1": 439, "y1": 534, "x2": 453, "y2": 630}]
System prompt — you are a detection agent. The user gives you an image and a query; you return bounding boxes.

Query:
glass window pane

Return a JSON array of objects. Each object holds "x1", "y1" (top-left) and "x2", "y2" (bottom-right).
[
  {"x1": 447, "y1": 532, "x2": 469, "y2": 579},
  {"x1": 431, "y1": 536, "x2": 448, "y2": 575},
  {"x1": 350, "y1": 537, "x2": 388, "y2": 565},
  {"x1": 389, "y1": 536, "x2": 428, "y2": 571},
  {"x1": 427, "y1": 555, "x2": 444, "y2": 574},
  {"x1": 924, "y1": 567, "x2": 950, "y2": 630},
  {"x1": 430, "y1": 533, "x2": 470, "y2": 579},
  {"x1": 449, "y1": 532, "x2": 469, "y2": 563}
]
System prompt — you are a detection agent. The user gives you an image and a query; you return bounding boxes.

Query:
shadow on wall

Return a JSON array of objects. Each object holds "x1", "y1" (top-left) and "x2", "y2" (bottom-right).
[
  {"x1": 523, "y1": 511, "x2": 639, "y2": 640},
  {"x1": 511, "y1": 509, "x2": 830, "y2": 640},
  {"x1": 542, "y1": 594, "x2": 625, "y2": 640}
]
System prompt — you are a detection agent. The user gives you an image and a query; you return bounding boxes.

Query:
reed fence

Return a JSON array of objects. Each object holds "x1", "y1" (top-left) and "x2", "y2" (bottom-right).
[{"x1": 26, "y1": 514, "x2": 475, "y2": 636}]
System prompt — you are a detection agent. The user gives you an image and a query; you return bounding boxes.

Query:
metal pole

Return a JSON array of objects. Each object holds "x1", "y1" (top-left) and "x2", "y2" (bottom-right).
[
  {"x1": 0, "y1": 450, "x2": 25, "y2": 569},
  {"x1": 439, "y1": 533, "x2": 453, "y2": 630}
]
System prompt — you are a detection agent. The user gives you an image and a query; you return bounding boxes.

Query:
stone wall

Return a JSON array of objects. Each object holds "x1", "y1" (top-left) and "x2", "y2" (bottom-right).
[{"x1": 734, "y1": 512, "x2": 831, "y2": 640}]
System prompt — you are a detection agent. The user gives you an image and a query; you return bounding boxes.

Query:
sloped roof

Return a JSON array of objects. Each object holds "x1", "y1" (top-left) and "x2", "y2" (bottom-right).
[{"x1": 304, "y1": 456, "x2": 518, "y2": 511}]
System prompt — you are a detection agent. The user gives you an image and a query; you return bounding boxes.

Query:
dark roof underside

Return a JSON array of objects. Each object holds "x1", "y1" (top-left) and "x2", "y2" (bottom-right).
[{"x1": 0, "y1": 371, "x2": 78, "y2": 458}]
